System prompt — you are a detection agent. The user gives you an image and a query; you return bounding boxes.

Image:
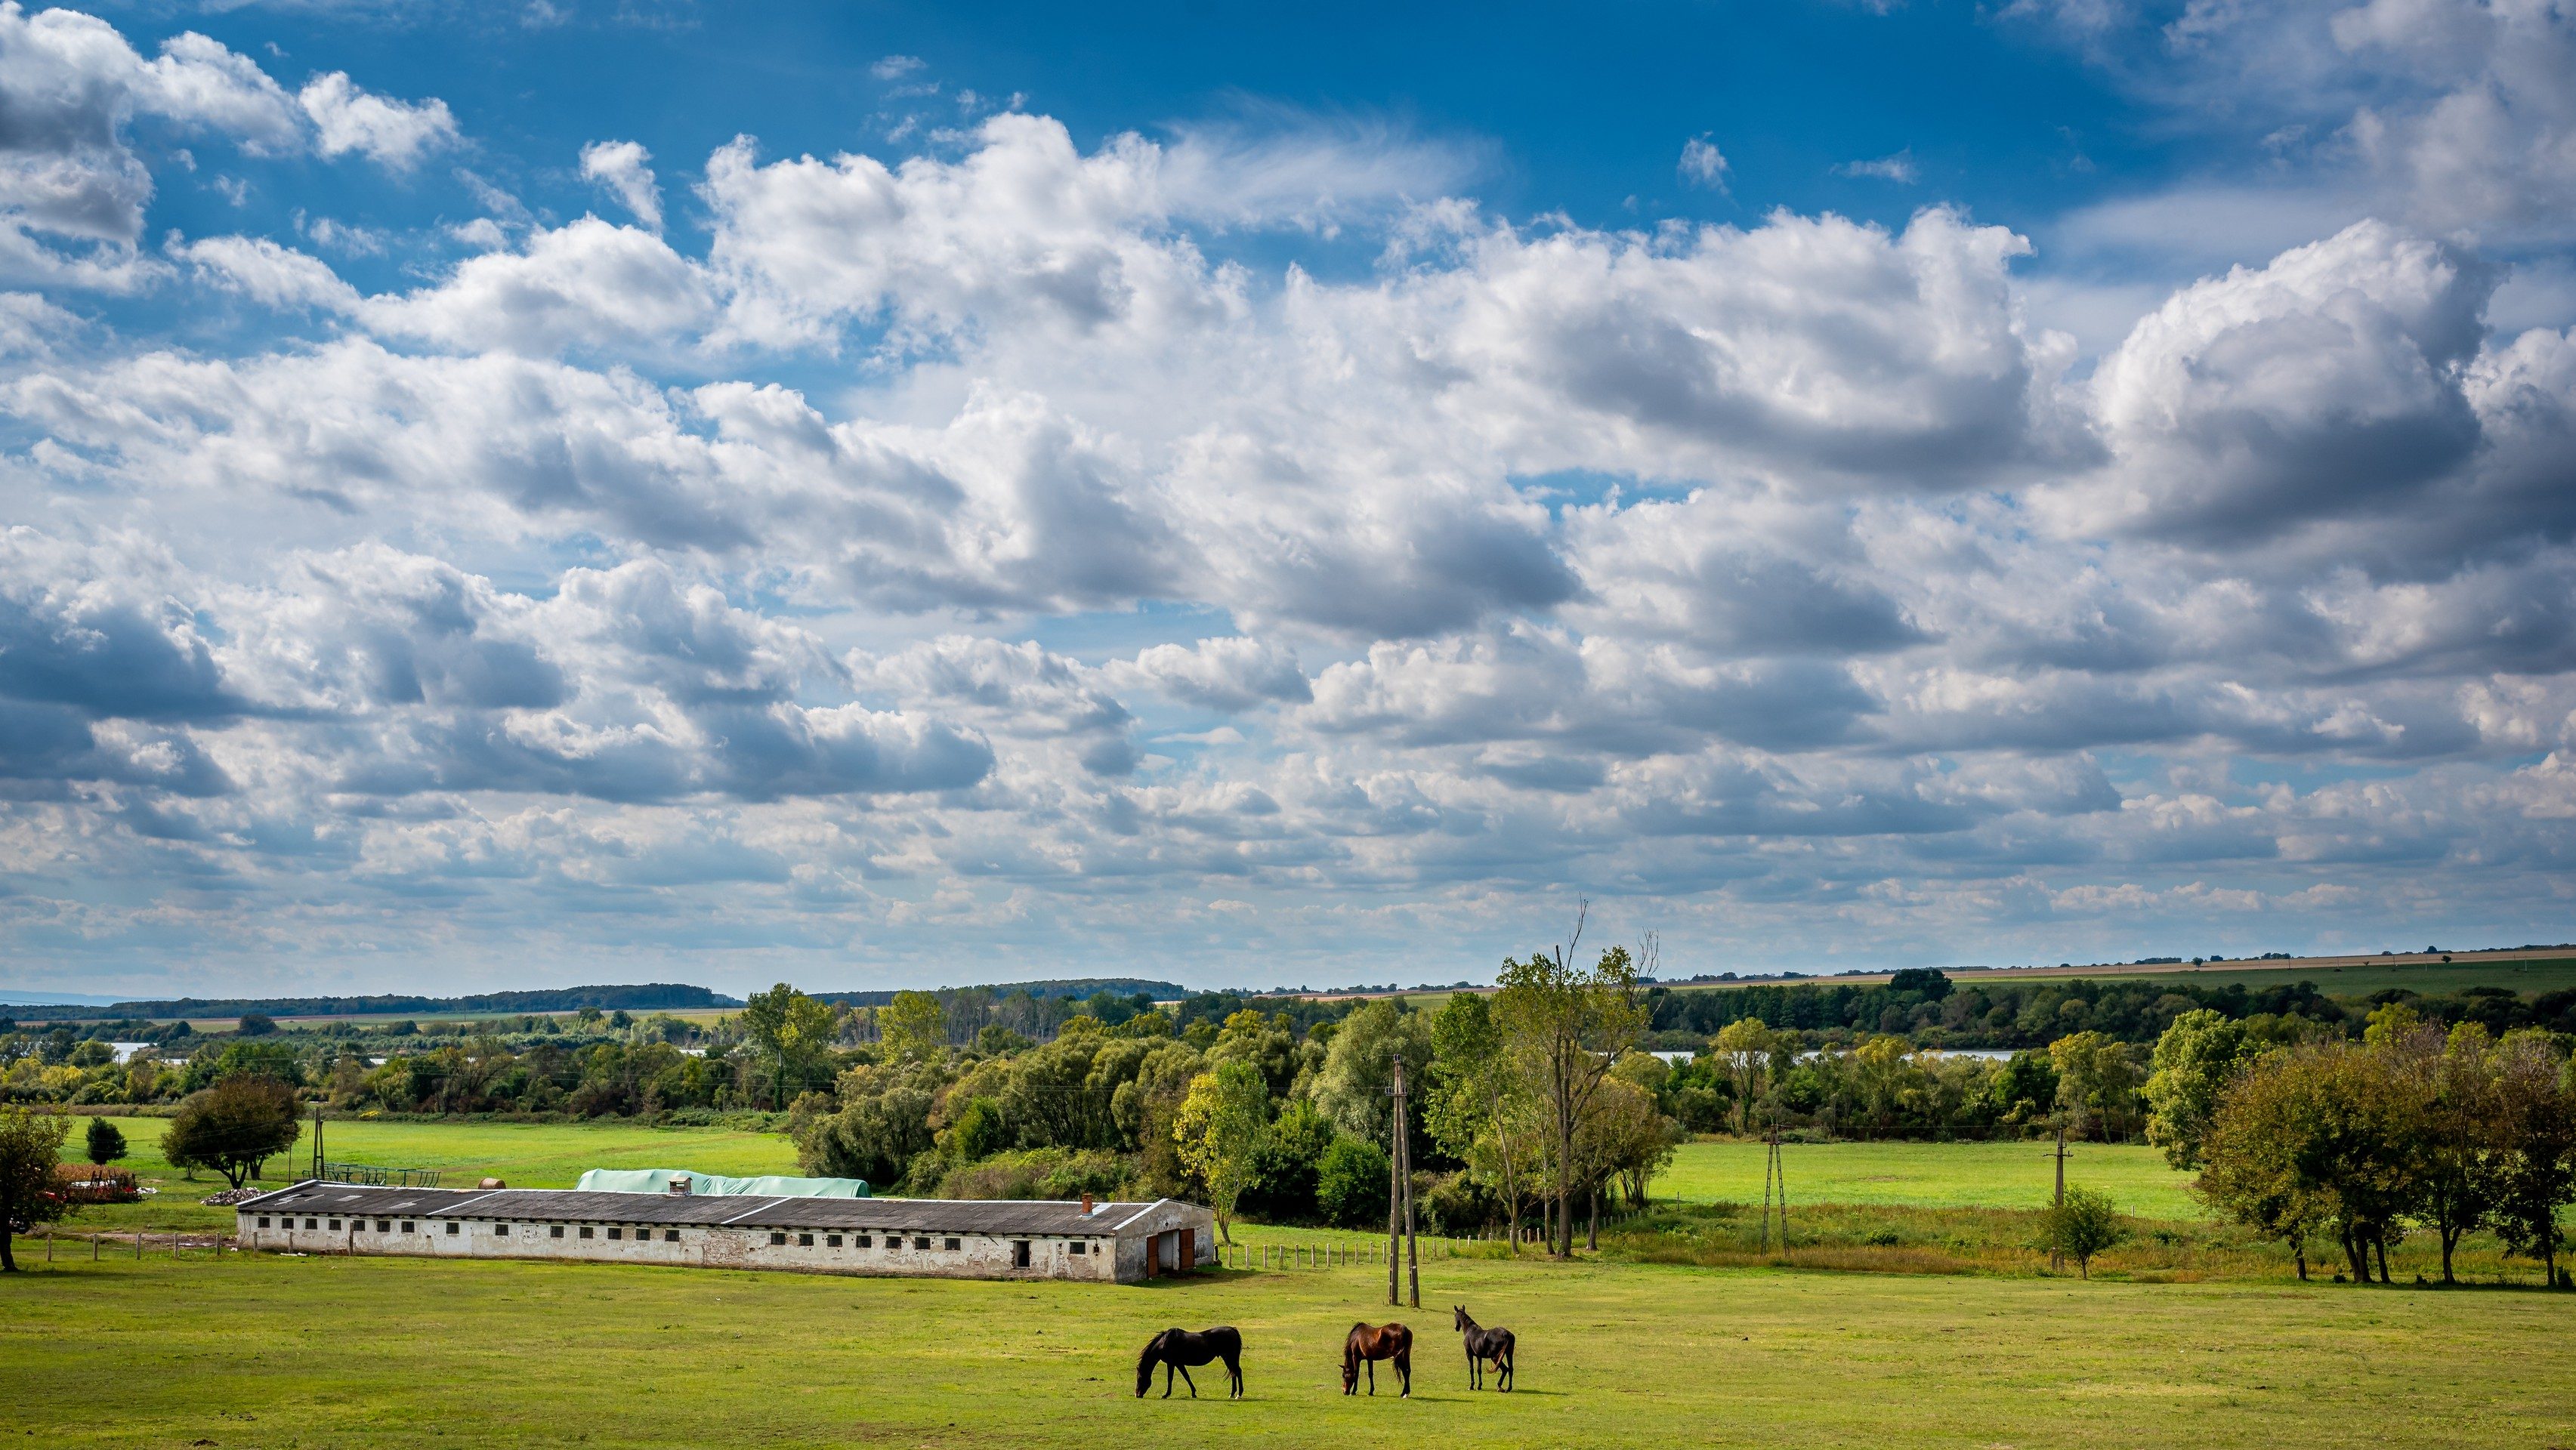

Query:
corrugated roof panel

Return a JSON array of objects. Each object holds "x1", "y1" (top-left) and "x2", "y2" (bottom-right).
[
  {"x1": 239, "y1": 1184, "x2": 495, "y2": 1216},
  {"x1": 423, "y1": 1190, "x2": 791, "y2": 1226},
  {"x1": 731, "y1": 1199, "x2": 1155, "y2": 1235},
  {"x1": 242, "y1": 1182, "x2": 1193, "y2": 1236}
]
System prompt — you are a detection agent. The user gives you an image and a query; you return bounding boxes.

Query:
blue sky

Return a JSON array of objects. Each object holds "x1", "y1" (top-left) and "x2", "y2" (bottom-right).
[{"x1": 1, "y1": 0, "x2": 2571, "y2": 999}]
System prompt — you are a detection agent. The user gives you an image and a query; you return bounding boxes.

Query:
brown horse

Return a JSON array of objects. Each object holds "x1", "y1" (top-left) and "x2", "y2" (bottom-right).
[{"x1": 1341, "y1": 1321, "x2": 1412, "y2": 1396}]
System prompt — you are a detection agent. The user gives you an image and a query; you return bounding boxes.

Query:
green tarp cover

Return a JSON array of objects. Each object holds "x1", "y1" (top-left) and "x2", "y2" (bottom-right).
[{"x1": 574, "y1": 1168, "x2": 870, "y2": 1198}]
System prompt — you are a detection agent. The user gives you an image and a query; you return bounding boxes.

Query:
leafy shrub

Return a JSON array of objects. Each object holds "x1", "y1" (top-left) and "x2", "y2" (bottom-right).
[
  {"x1": 1315, "y1": 1135, "x2": 1389, "y2": 1229},
  {"x1": 1418, "y1": 1169, "x2": 1500, "y2": 1236},
  {"x1": 931, "y1": 1146, "x2": 1131, "y2": 1201},
  {"x1": 1240, "y1": 1098, "x2": 1333, "y2": 1223}
]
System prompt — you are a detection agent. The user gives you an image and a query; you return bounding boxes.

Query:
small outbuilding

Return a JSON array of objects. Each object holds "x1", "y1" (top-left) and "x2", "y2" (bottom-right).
[{"x1": 233, "y1": 1181, "x2": 1215, "y2": 1283}]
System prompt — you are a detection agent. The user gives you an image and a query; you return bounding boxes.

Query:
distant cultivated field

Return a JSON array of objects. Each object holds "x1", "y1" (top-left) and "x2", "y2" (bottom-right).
[
  {"x1": 8, "y1": 1249, "x2": 2574, "y2": 1449},
  {"x1": 1654, "y1": 1138, "x2": 2207, "y2": 1220},
  {"x1": 2037, "y1": 956, "x2": 2576, "y2": 998}
]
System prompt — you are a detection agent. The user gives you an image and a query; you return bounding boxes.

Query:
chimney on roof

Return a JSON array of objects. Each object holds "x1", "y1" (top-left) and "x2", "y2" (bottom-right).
[
  {"x1": 1080, "y1": 1193, "x2": 1094, "y2": 1215},
  {"x1": 668, "y1": 1174, "x2": 692, "y2": 1196}
]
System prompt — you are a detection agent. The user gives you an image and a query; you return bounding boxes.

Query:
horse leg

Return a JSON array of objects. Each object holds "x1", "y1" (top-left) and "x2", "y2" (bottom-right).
[
  {"x1": 1501, "y1": 1347, "x2": 1513, "y2": 1392},
  {"x1": 1398, "y1": 1351, "x2": 1411, "y2": 1399},
  {"x1": 1228, "y1": 1353, "x2": 1243, "y2": 1399},
  {"x1": 1367, "y1": 1359, "x2": 1376, "y2": 1396},
  {"x1": 1178, "y1": 1365, "x2": 1198, "y2": 1399},
  {"x1": 1162, "y1": 1362, "x2": 1175, "y2": 1399}
]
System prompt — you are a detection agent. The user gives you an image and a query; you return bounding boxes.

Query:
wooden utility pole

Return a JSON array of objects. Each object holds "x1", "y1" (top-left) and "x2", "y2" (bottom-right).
[
  {"x1": 2049, "y1": 1121, "x2": 2070, "y2": 1273},
  {"x1": 1385, "y1": 1054, "x2": 1422, "y2": 1307},
  {"x1": 1401, "y1": 1066, "x2": 1419, "y2": 1309},
  {"x1": 311, "y1": 1103, "x2": 325, "y2": 1180},
  {"x1": 1387, "y1": 1056, "x2": 1404, "y2": 1306},
  {"x1": 1759, "y1": 1112, "x2": 1788, "y2": 1253}
]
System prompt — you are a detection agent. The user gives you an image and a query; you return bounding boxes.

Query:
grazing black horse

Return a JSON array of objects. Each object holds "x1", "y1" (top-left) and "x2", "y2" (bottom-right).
[
  {"x1": 1341, "y1": 1322, "x2": 1413, "y2": 1397},
  {"x1": 1135, "y1": 1326, "x2": 1244, "y2": 1399},
  {"x1": 1453, "y1": 1305, "x2": 1515, "y2": 1390}
]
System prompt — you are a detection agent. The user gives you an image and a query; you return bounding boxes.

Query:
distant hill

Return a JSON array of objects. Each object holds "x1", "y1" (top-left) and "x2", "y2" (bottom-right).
[
  {"x1": 810, "y1": 978, "x2": 1186, "y2": 1007},
  {"x1": 1, "y1": 983, "x2": 737, "y2": 1023},
  {"x1": 0, "y1": 989, "x2": 130, "y2": 1007}
]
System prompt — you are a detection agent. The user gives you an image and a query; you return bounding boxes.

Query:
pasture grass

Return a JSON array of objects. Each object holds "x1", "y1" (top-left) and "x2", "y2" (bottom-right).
[
  {"x1": 6, "y1": 1245, "x2": 2574, "y2": 1448},
  {"x1": 64, "y1": 1115, "x2": 805, "y2": 1234},
  {"x1": 1657, "y1": 1137, "x2": 2207, "y2": 1219}
]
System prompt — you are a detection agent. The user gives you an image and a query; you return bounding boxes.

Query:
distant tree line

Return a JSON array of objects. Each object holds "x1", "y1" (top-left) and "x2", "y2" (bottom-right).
[
  {"x1": 0, "y1": 983, "x2": 731, "y2": 1024},
  {"x1": 1645, "y1": 970, "x2": 2576, "y2": 1049}
]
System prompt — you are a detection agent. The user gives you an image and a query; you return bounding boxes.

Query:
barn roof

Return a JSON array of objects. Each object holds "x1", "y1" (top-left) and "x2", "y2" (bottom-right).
[{"x1": 239, "y1": 1181, "x2": 1189, "y2": 1235}]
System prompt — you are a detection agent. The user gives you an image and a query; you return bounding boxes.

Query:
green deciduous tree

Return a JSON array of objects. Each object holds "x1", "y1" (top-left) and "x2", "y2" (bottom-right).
[
  {"x1": 2036, "y1": 1185, "x2": 2128, "y2": 1279},
  {"x1": 1172, "y1": 1061, "x2": 1269, "y2": 1244},
  {"x1": 160, "y1": 1075, "x2": 301, "y2": 1191},
  {"x1": 2195, "y1": 1042, "x2": 2417, "y2": 1282},
  {"x1": 1710, "y1": 1017, "x2": 1777, "y2": 1134},
  {"x1": 878, "y1": 991, "x2": 950, "y2": 1063},
  {"x1": 2144, "y1": 1009, "x2": 2255, "y2": 1169},
  {"x1": 2487, "y1": 1029, "x2": 2576, "y2": 1288},
  {"x1": 0, "y1": 1104, "x2": 73, "y2": 1272},
  {"x1": 740, "y1": 983, "x2": 838, "y2": 1109},
  {"x1": 1426, "y1": 992, "x2": 1542, "y2": 1250},
  {"x1": 84, "y1": 1116, "x2": 127, "y2": 1168},
  {"x1": 2048, "y1": 1030, "x2": 2145, "y2": 1141},
  {"x1": 1496, "y1": 914, "x2": 1648, "y2": 1259},
  {"x1": 1308, "y1": 999, "x2": 1434, "y2": 1145},
  {"x1": 1316, "y1": 1135, "x2": 1391, "y2": 1229},
  {"x1": 792, "y1": 1060, "x2": 950, "y2": 1186}
]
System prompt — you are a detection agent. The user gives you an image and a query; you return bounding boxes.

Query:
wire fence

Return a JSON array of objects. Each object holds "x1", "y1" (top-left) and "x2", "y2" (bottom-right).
[{"x1": 319, "y1": 1162, "x2": 443, "y2": 1187}]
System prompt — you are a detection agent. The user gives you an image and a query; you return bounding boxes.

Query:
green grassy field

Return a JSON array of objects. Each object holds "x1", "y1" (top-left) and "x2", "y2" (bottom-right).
[
  {"x1": 1656, "y1": 1138, "x2": 2206, "y2": 1219},
  {"x1": 7, "y1": 1248, "x2": 2573, "y2": 1448},
  {"x1": 70, "y1": 1115, "x2": 805, "y2": 1234}
]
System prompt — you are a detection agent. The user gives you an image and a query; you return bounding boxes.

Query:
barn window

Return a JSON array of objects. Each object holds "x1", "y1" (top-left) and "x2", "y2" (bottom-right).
[
  {"x1": 495, "y1": 1223, "x2": 510, "y2": 1235},
  {"x1": 550, "y1": 1226, "x2": 565, "y2": 1239},
  {"x1": 446, "y1": 1223, "x2": 460, "y2": 1236},
  {"x1": 944, "y1": 1238, "x2": 961, "y2": 1251},
  {"x1": 913, "y1": 1236, "x2": 931, "y2": 1251},
  {"x1": 327, "y1": 1219, "x2": 341, "y2": 1230},
  {"x1": 305, "y1": 1218, "x2": 319, "y2": 1229},
  {"x1": 579, "y1": 1226, "x2": 594, "y2": 1239},
  {"x1": 257, "y1": 1217, "x2": 271, "y2": 1228},
  {"x1": 1069, "y1": 1241, "x2": 1084, "y2": 1256},
  {"x1": 854, "y1": 1235, "x2": 872, "y2": 1248},
  {"x1": 826, "y1": 1234, "x2": 842, "y2": 1248},
  {"x1": 401, "y1": 1222, "x2": 415, "y2": 1234},
  {"x1": 607, "y1": 1227, "x2": 621, "y2": 1240},
  {"x1": 771, "y1": 1232, "x2": 786, "y2": 1245},
  {"x1": 664, "y1": 1229, "x2": 681, "y2": 1242},
  {"x1": 375, "y1": 1220, "x2": 391, "y2": 1232}
]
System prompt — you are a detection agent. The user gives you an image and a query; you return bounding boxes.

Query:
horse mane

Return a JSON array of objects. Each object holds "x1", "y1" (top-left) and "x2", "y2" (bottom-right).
[{"x1": 1135, "y1": 1331, "x2": 1166, "y2": 1374}]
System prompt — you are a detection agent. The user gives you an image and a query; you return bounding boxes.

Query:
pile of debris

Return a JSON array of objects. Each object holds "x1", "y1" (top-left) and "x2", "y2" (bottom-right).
[{"x1": 199, "y1": 1187, "x2": 264, "y2": 1206}]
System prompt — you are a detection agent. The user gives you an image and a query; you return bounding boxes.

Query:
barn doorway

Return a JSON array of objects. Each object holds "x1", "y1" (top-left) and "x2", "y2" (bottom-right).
[{"x1": 1012, "y1": 1240, "x2": 1031, "y2": 1269}]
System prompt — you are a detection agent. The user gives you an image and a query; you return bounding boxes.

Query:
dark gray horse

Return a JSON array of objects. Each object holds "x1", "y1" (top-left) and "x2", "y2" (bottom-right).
[
  {"x1": 1135, "y1": 1326, "x2": 1244, "y2": 1399},
  {"x1": 1453, "y1": 1304, "x2": 1515, "y2": 1390}
]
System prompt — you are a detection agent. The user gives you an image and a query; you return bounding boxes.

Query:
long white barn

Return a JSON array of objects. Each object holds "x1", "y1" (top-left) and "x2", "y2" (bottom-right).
[{"x1": 234, "y1": 1181, "x2": 1216, "y2": 1283}]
